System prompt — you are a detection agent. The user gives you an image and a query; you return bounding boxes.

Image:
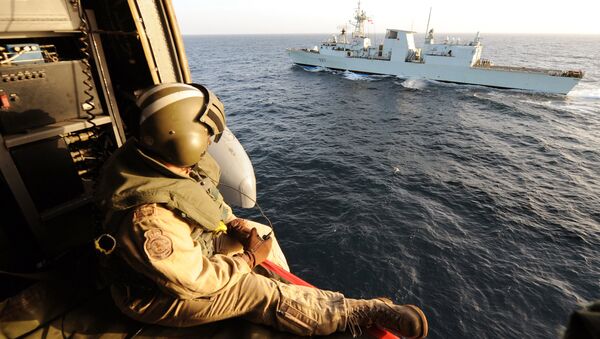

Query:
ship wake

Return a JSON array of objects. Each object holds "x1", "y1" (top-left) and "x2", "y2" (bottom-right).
[
  {"x1": 569, "y1": 88, "x2": 600, "y2": 99},
  {"x1": 300, "y1": 65, "x2": 327, "y2": 72},
  {"x1": 398, "y1": 78, "x2": 429, "y2": 90}
]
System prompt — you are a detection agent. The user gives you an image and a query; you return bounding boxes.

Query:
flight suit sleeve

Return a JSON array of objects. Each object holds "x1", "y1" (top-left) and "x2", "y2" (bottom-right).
[
  {"x1": 221, "y1": 201, "x2": 236, "y2": 223},
  {"x1": 118, "y1": 204, "x2": 251, "y2": 299}
]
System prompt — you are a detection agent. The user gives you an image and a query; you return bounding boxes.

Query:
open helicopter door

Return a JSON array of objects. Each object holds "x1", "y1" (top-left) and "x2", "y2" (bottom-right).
[
  {"x1": 0, "y1": 0, "x2": 256, "y2": 293},
  {"x1": 0, "y1": 1, "x2": 257, "y2": 337},
  {"x1": 127, "y1": 0, "x2": 257, "y2": 208}
]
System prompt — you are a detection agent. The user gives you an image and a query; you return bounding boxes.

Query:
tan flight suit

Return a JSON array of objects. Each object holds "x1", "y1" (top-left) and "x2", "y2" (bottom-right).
[
  {"x1": 110, "y1": 204, "x2": 348, "y2": 335},
  {"x1": 98, "y1": 140, "x2": 351, "y2": 336}
]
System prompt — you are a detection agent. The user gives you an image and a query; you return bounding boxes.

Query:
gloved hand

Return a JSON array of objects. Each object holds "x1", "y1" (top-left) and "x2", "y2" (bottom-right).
[
  {"x1": 234, "y1": 228, "x2": 273, "y2": 269},
  {"x1": 227, "y1": 218, "x2": 251, "y2": 242}
]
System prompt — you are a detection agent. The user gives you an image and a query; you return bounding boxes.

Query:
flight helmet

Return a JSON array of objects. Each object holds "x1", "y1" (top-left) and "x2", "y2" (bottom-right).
[{"x1": 137, "y1": 82, "x2": 226, "y2": 167}]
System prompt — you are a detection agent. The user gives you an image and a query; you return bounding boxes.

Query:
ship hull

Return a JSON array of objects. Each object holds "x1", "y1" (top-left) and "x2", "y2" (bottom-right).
[{"x1": 287, "y1": 49, "x2": 580, "y2": 94}]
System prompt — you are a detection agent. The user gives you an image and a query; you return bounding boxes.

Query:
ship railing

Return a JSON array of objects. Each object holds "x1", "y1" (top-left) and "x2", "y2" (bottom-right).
[
  {"x1": 473, "y1": 60, "x2": 584, "y2": 78},
  {"x1": 346, "y1": 55, "x2": 391, "y2": 61},
  {"x1": 424, "y1": 52, "x2": 453, "y2": 57},
  {"x1": 291, "y1": 48, "x2": 320, "y2": 54}
]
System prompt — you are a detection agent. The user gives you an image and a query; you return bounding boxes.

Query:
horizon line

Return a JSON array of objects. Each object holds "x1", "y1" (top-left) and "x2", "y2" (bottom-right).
[{"x1": 182, "y1": 32, "x2": 600, "y2": 36}]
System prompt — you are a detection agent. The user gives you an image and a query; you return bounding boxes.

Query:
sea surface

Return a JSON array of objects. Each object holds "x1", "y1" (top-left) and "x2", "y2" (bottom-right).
[{"x1": 184, "y1": 34, "x2": 600, "y2": 338}]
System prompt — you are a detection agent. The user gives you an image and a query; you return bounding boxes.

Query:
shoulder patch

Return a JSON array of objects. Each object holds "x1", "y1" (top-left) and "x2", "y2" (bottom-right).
[
  {"x1": 143, "y1": 228, "x2": 173, "y2": 260},
  {"x1": 133, "y1": 204, "x2": 157, "y2": 222}
]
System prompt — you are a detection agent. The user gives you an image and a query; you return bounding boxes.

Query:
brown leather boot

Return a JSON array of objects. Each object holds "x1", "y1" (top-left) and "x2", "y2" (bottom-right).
[{"x1": 346, "y1": 298, "x2": 428, "y2": 338}]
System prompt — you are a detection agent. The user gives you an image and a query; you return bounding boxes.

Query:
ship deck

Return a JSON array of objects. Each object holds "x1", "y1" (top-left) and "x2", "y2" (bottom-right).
[{"x1": 473, "y1": 63, "x2": 583, "y2": 78}]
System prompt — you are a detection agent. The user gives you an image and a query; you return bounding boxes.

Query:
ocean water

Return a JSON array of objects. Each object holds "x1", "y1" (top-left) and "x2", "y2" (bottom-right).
[{"x1": 184, "y1": 34, "x2": 600, "y2": 338}]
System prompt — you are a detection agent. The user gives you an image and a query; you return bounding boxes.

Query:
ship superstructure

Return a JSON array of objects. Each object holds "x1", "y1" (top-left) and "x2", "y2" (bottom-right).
[{"x1": 287, "y1": 2, "x2": 583, "y2": 94}]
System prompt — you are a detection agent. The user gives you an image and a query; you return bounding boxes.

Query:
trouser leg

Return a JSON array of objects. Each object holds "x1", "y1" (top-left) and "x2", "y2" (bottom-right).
[{"x1": 150, "y1": 272, "x2": 348, "y2": 336}]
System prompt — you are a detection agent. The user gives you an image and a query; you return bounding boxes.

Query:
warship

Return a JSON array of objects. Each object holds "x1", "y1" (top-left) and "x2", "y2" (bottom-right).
[{"x1": 287, "y1": 2, "x2": 584, "y2": 94}]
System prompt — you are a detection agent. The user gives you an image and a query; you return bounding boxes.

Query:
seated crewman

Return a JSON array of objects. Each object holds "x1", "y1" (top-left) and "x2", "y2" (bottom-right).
[{"x1": 95, "y1": 82, "x2": 428, "y2": 338}]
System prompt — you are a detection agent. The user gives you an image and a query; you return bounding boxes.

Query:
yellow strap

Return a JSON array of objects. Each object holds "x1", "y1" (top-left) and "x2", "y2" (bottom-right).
[{"x1": 213, "y1": 220, "x2": 228, "y2": 235}]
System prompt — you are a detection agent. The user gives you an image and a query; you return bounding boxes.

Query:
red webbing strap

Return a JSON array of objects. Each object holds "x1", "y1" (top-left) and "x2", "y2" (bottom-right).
[{"x1": 260, "y1": 260, "x2": 399, "y2": 339}]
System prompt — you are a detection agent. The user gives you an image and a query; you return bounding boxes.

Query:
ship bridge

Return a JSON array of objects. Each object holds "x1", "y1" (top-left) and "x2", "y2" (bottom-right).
[{"x1": 382, "y1": 29, "x2": 420, "y2": 62}]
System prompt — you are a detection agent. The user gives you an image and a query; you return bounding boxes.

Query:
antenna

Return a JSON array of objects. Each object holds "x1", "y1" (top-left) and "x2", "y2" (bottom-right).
[
  {"x1": 350, "y1": 0, "x2": 369, "y2": 38},
  {"x1": 424, "y1": 7, "x2": 432, "y2": 44}
]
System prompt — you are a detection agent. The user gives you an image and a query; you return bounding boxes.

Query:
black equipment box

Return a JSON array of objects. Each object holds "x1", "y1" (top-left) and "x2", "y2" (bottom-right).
[
  {"x1": 0, "y1": 60, "x2": 102, "y2": 134},
  {"x1": 10, "y1": 136, "x2": 84, "y2": 211}
]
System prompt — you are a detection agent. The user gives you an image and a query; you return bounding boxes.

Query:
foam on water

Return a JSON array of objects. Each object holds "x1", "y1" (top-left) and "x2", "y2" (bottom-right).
[
  {"x1": 301, "y1": 65, "x2": 326, "y2": 72},
  {"x1": 341, "y1": 70, "x2": 373, "y2": 81},
  {"x1": 569, "y1": 88, "x2": 600, "y2": 99},
  {"x1": 399, "y1": 77, "x2": 429, "y2": 90}
]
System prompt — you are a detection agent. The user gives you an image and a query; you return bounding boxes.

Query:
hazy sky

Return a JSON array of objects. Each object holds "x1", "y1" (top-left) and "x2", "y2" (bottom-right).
[{"x1": 173, "y1": 0, "x2": 600, "y2": 35}]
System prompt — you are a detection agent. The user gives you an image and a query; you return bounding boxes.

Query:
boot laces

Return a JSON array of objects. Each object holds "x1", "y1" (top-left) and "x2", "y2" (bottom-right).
[{"x1": 346, "y1": 299, "x2": 387, "y2": 337}]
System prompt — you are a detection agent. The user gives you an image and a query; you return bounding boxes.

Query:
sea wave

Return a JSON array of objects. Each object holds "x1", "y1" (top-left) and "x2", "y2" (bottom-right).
[
  {"x1": 399, "y1": 77, "x2": 429, "y2": 90},
  {"x1": 569, "y1": 88, "x2": 600, "y2": 99},
  {"x1": 301, "y1": 65, "x2": 326, "y2": 72},
  {"x1": 341, "y1": 70, "x2": 373, "y2": 81},
  {"x1": 184, "y1": 34, "x2": 600, "y2": 339}
]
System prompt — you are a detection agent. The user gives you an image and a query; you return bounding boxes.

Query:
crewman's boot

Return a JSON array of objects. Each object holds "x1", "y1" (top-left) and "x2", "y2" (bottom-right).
[{"x1": 345, "y1": 298, "x2": 428, "y2": 338}]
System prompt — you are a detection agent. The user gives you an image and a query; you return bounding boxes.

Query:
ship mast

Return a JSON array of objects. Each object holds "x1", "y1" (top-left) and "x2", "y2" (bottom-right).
[
  {"x1": 424, "y1": 7, "x2": 433, "y2": 45},
  {"x1": 350, "y1": 0, "x2": 369, "y2": 38}
]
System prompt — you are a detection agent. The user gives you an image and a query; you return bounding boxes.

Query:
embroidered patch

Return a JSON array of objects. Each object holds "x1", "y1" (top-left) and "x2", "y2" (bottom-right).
[
  {"x1": 143, "y1": 229, "x2": 173, "y2": 260},
  {"x1": 134, "y1": 204, "x2": 156, "y2": 221}
]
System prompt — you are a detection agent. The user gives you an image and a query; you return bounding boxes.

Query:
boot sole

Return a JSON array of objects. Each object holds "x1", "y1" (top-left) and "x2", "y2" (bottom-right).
[
  {"x1": 403, "y1": 304, "x2": 428, "y2": 339},
  {"x1": 376, "y1": 298, "x2": 429, "y2": 339}
]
